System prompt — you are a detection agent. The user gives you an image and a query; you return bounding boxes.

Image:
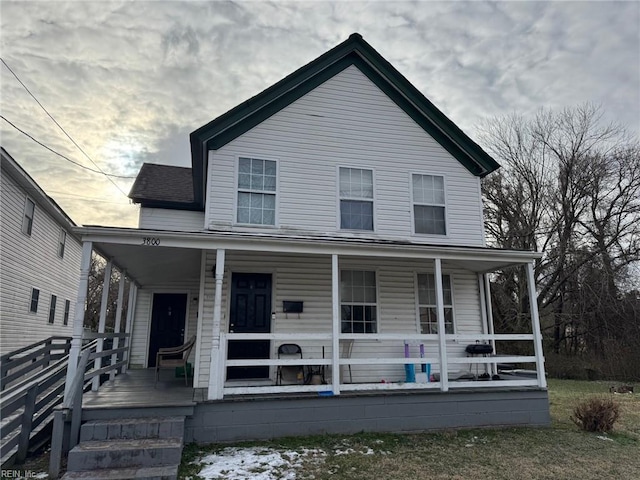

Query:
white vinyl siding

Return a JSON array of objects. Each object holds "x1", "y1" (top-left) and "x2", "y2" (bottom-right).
[
  {"x1": 1, "y1": 163, "x2": 81, "y2": 355},
  {"x1": 412, "y1": 174, "x2": 447, "y2": 235},
  {"x1": 207, "y1": 65, "x2": 485, "y2": 246},
  {"x1": 416, "y1": 273, "x2": 454, "y2": 333},
  {"x1": 236, "y1": 157, "x2": 277, "y2": 226},
  {"x1": 339, "y1": 167, "x2": 374, "y2": 231},
  {"x1": 138, "y1": 208, "x2": 205, "y2": 231}
]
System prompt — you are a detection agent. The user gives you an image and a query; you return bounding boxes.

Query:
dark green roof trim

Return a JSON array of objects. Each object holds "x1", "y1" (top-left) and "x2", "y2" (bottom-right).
[{"x1": 190, "y1": 33, "x2": 500, "y2": 207}]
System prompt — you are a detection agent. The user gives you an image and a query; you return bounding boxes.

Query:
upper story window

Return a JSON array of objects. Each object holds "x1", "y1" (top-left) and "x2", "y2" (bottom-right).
[
  {"x1": 22, "y1": 197, "x2": 35, "y2": 236},
  {"x1": 339, "y1": 167, "x2": 374, "y2": 231},
  {"x1": 237, "y1": 157, "x2": 276, "y2": 226},
  {"x1": 48, "y1": 295, "x2": 57, "y2": 324},
  {"x1": 58, "y1": 230, "x2": 67, "y2": 258},
  {"x1": 341, "y1": 270, "x2": 377, "y2": 333},
  {"x1": 30, "y1": 288, "x2": 40, "y2": 313},
  {"x1": 63, "y1": 299, "x2": 71, "y2": 326},
  {"x1": 412, "y1": 174, "x2": 446, "y2": 235},
  {"x1": 416, "y1": 273, "x2": 454, "y2": 334}
]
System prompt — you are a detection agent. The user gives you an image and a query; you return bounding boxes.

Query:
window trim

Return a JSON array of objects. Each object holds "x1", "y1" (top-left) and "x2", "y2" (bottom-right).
[
  {"x1": 410, "y1": 172, "x2": 449, "y2": 236},
  {"x1": 22, "y1": 196, "x2": 36, "y2": 236},
  {"x1": 63, "y1": 299, "x2": 71, "y2": 326},
  {"x1": 58, "y1": 229, "x2": 67, "y2": 258},
  {"x1": 336, "y1": 165, "x2": 376, "y2": 232},
  {"x1": 233, "y1": 155, "x2": 279, "y2": 227},
  {"x1": 339, "y1": 268, "x2": 379, "y2": 334},
  {"x1": 414, "y1": 272, "x2": 456, "y2": 334},
  {"x1": 29, "y1": 288, "x2": 40, "y2": 313},
  {"x1": 48, "y1": 294, "x2": 57, "y2": 324}
]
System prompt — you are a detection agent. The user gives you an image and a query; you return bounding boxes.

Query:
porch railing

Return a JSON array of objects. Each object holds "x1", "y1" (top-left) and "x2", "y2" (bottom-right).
[
  {"x1": 48, "y1": 332, "x2": 129, "y2": 479},
  {"x1": 219, "y1": 332, "x2": 541, "y2": 397}
]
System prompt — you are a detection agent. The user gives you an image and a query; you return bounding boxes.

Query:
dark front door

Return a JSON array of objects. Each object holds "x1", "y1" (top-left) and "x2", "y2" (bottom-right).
[
  {"x1": 227, "y1": 273, "x2": 272, "y2": 380},
  {"x1": 148, "y1": 293, "x2": 188, "y2": 368}
]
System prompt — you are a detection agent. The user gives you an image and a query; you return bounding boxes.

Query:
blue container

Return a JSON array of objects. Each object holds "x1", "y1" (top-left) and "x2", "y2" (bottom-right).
[{"x1": 405, "y1": 364, "x2": 416, "y2": 383}]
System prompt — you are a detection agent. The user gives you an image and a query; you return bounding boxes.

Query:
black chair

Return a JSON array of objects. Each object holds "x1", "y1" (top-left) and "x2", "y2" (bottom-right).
[{"x1": 276, "y1": 343, "x2": 303, "y2": 385}]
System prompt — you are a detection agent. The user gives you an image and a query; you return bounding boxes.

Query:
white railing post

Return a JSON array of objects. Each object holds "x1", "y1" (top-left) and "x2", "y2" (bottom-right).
[
  {"x1": 208, "y1": 249, "x2": 225, "y2": 400},
  {"x1": 92, "y1": 260, "x2": 112, "y2": 391},
  {"x1": 483, "y1": 274, "x2": 497, "y2": 376},
  {"x1": 110, "y1": 270, "x2": 126, "y2": 381},
  {"x1": 526, "y1": 262, "x2": 547, "y2": 388},
  {"x1": 331, "y1": 254, "x2": 341, "y2": 395},
  {"x1": 65, "y1": 241, "x2": 92, "y2": 398},
  {"x1": 434, "y1": 258, "x2": 449, "y2": 392}
]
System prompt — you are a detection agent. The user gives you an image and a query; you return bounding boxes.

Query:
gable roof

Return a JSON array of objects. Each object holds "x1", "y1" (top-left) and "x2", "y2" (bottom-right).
[
  {"x1": 188, "y1": 33, "x2": 500, "y2": 209},
  {"x1": 129, "y1": 163, "x2": 196, "y2": 210}
]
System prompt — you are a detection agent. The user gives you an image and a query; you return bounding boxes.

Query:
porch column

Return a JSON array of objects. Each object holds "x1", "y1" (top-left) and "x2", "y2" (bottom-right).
[
  {"x1": 207, "y1": 249, "x2": 226, "y2": 400},
  {"x1": 122, "y1": 282, "x2": 137, "y2": 373},
  {"x1": 434, "y1": 258, "x2": 449, "y2": 392},
  {"x1": 526, "y1": 262, "x2": 547, "y2": 388},
  {"x1": 64, "y1": 241, "x2": 92, "y2": 398},
  {"x1": 483, "y1": 274, "x2": 497, "y2": 375},
  {"x1": 331, "y1": 254, "x2": 341, "y2": 395},
  {"x1": 92, "y1": 260, "x2": 112, "y2": 391},
  {"x1": 193, "y1": 250, "x2": 207, "y2": 388},
  {"x1": 478, "y1": 274, "x2": 491, "y2": 376},
  {"x1": 110, "y1": 270, "x2": 126, "y2": 381}
]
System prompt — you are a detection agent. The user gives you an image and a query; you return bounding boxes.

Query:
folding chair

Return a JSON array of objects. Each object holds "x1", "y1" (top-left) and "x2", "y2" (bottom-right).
[{"x1": 276, "y1": 343, "x2": 303, "y2": 385}]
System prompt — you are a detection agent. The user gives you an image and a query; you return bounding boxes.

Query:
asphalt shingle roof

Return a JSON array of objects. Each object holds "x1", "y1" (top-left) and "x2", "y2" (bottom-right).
[{"x1": 129, "y1": 163, "x2": 194, "y2": 205}]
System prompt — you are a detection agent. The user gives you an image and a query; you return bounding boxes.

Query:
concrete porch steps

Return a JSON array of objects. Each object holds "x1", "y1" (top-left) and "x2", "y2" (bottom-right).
[{"x1": 61, "y1": 416, "x2": 185, "y2": 480}]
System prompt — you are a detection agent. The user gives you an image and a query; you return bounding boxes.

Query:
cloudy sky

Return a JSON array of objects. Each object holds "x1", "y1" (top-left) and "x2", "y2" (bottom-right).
[{"x1": 2, "y1": 1, "x2": 638, "y2": 228}]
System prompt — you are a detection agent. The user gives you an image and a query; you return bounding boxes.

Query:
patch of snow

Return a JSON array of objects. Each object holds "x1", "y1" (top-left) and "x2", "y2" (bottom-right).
[{"x1": 596, "y1": 435, "x2": 614, "y2": 442}]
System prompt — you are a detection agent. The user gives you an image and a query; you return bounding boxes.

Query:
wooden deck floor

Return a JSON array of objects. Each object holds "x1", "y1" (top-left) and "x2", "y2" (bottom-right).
[{"x1": 82, "y1": 369, "x2": 204, "y2": 410}]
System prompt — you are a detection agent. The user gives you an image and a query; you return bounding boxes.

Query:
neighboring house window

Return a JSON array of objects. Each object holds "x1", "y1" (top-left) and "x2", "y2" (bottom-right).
[
  {"x1": 48, "y1": 295, "x2": 57, "y2": 324},
  {"x1": 58, "y1": 229, "x2": 67, "y2": 258},
  {"x1": 22, "y1": 197, "x2": 35, "y2": 236},
  {"x1": 30, "y1": 288, "x2": 40, "y2": 313},
  {"x1": 412, "y1": 174, "x2": 446, "y2": 235},
  {"x1": 339, "y1": 167, "x2": 374, "y2": 230},
  {"x1": 417, "y1": 273, "x2": 454, "y2": 334},
  {"x1": 237, "y1": 157, "x2": 276, "y2": 225},
  {"x1": 341, "y1": 270, "x2": 377, "y2": 333},
  {"x1": 63, "y1": 300, "x2": 71, "y2": 326}
]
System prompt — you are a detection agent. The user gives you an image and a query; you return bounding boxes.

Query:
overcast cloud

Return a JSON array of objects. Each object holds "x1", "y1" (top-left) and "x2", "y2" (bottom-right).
[{"x1": 1, "y1": 0, "x2": 638, "y2": 227}]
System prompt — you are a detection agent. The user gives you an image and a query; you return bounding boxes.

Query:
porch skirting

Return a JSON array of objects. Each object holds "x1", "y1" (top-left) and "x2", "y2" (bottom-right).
[{"x1": 184, "y1": 388, "x2": 550, "y2": 443}]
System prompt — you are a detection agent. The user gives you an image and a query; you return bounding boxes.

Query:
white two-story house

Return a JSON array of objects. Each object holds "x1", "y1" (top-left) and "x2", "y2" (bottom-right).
[
  {"x1": 1, "y1": 147, "x2": 82, "y2": 356},
  {"x1": 69, "y1": 34, "x2": 549, "y2": 440}
]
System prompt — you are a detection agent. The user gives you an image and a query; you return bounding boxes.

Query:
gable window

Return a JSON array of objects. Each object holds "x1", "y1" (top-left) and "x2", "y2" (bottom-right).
[
  {"x1": 339, "y1": 167, "x2": 374, "y2": 230},
  {"x1": 63, "y1": 300, "x2": 71, "y2": 326},
  {"x1": 417, "y1": 273, "x2": 454, "y2": 334},
  {"x1": 58, "y1": 230, "x2": 67, "y2": 258},
  {"x1": 341, "y1": 270, "x2": 377, "y2": 333},
  {"x1": 48, "y1": 295, "x2": 57, "y2": 324},
  {"x1": 30, "y1": 288, "x2": 40, "y2": 313},
  {"x1": 22, "y1": 197, "x2": 35, "y2": 236},
  {"x1": 412, "y1": 174, "x2": 446, "y2": 235},
  {"x1": 237, "y1": 157, "x2": 276, "y2": 225}
]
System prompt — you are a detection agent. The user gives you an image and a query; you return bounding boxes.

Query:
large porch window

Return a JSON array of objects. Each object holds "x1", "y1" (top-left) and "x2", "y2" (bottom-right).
[
  {"x1": 417, "y1": 273, "x2": 454, "y2": 333},
  {"x1": 341, "y1": 270, "x2": 377, "y2": 333}
]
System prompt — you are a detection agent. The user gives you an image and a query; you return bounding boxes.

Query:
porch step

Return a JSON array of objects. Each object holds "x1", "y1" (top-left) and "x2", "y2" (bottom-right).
[
  {"x1": 66, "y1": 438, "x2": 183, "y2": 471},
  {"x1": 60, "y1": 465, "x2": 178, "y2": 480},
  {"x1": 80, "y1": 416, "x2": 185, "y2": 441}
]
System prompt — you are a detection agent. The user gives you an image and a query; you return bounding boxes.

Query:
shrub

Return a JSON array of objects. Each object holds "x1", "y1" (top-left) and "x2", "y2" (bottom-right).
[{"x1": 571, "y1": 397, "x2": 620, "y2": 433}]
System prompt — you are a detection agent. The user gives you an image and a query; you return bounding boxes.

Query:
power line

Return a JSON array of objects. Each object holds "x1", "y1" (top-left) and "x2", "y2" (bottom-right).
[
  {"x1": 1, "y1": 57, "x2": 130, "y2": 196},
  {"x1": 1, "y1": 115, "x2": 136, "y2": 179}
]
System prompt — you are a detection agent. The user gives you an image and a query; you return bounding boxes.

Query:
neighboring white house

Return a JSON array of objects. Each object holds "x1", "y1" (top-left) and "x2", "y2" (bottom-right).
[
  {"x1": 69, "y1": 34, "x2": 547, "y2": 429},
  {"x1": 0, "y1": 147, "x2": 82, "y2": 356}
]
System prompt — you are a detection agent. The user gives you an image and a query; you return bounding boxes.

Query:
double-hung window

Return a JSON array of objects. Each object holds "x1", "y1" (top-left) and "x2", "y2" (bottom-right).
[
  {"x1": 417, "y1": 273, "x2": 454, "y2": 334},
  {"x1": 22, "y1": 197, "x2": 35, "y2": 236},
  {"x1": 63, "y1": 300, "x2": 71, "y2": 326},
  {"x1": 412, "y1": 174, "x2": 446, "y2": 235},
  {"x1": 339, "y1": 167, "x2": 374, "y2": 230},
  {"x1": 30, "y1": 288, "x2": 40, "y2": 313},
  {"x1": 48, "y1": 295, "x2": 57, "y2": 324},
  {"x1": 58, "y1": 230, "x2": 67, "y2": 258},
  {"x1": 341, "y1": 270, "x2": 377, "y2": 333},
  {"x1": 237, "y1": 157, "x2": 277, "y2": 226}
]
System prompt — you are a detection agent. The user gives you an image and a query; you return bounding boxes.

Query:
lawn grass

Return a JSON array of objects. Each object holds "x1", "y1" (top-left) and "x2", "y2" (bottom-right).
[{"x1": 180, "y1": 380, "x2": 640, "y2": 480}]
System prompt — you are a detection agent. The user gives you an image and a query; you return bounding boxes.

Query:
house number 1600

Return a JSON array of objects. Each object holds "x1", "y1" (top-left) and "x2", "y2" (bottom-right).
[{"x1": 141, "y1": 237, "x2": 160, "y2": 246}]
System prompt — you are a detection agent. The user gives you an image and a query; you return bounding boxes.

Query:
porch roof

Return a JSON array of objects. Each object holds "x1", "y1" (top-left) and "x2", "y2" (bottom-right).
[{"x1": 74, "y1": 225, "x2": 541, "y2": 286}]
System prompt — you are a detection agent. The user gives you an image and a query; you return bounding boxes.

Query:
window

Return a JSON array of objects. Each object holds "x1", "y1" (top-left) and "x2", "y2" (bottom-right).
[
  {"x1": 30, "y1": 288, "x2": 40, "y2": 313},
  {"x1": 63, "y1": 300, "x2": 71, "y2": 326},
  {"x1": 339, "y1": 167, "x2": 373, "y2": 230},
  {"x1": 417, "y1": 273, "x2": 454, "y2": 334},
  {"x1": 22, "y1": 198, "x2": 35, "y2": 236},
  {"x1": 341, "y1": 270, "x2": 377, "y2": 333},
  {"x1": 58, "y1": 230, "x2": 67, "y2": 258},
  {"x1": 48, "y1": 295, "x2": 57, "y2": 324},
  {"x1": 237, "y1": 157, "x2": 276, "y2": 225},
  {"x1": 412, "y1": 174, "x2": 446, "y2": 235}
]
